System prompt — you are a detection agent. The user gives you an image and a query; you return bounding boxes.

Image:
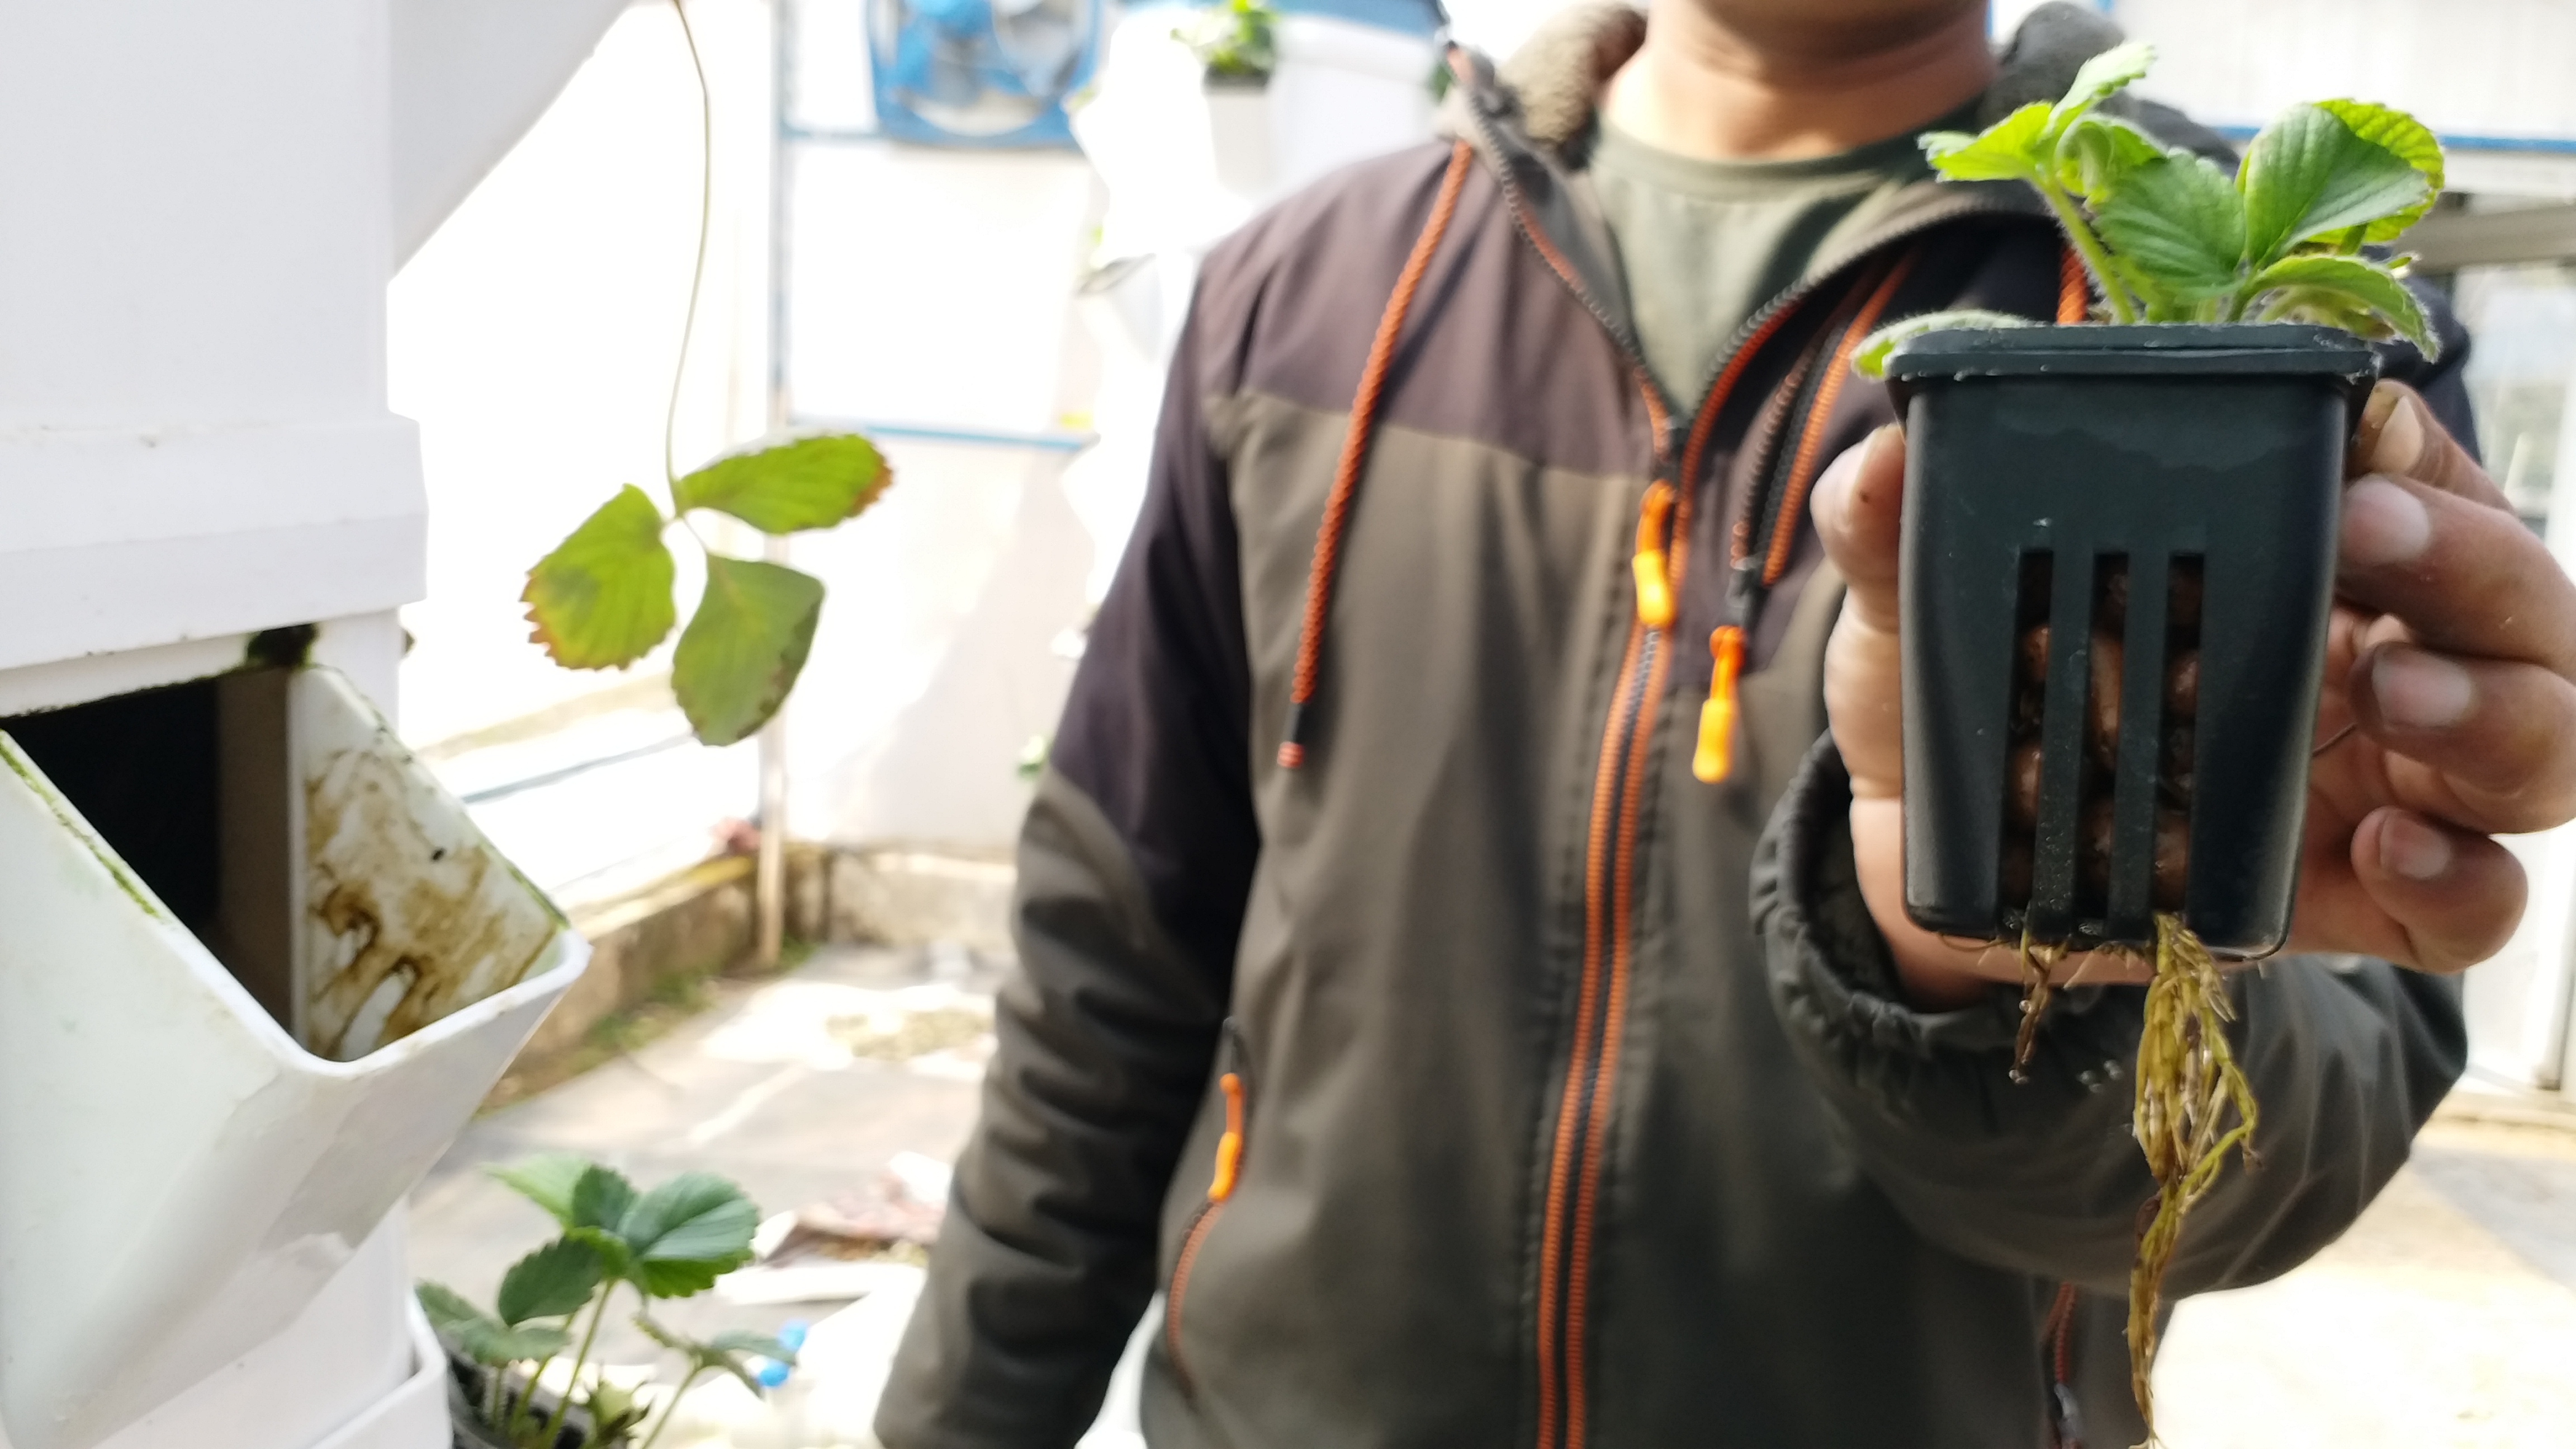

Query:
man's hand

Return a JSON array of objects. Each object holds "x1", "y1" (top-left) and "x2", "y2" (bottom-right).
[{"x1": 1815, "y1": 382, "x2": 2576, "y2": 1008}]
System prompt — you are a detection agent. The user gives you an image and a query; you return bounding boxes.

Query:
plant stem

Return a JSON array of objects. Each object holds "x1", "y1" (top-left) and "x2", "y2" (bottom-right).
[
  {"x1": 664, "y1": 0, "x2": 715, "y2": 495},
  {"x1": 541, "y1": 1290, "x2": 617, "y2": 1448},
  {"x1": 508, "y1": 1353, "x2": 560, "y2": 1439},
  {"x1": 2034, "y1": 176, "x2": 2138, "y2": 323},
  {"x1": 633, "y1": 1365, "x2": 708, "y2": 1449}
]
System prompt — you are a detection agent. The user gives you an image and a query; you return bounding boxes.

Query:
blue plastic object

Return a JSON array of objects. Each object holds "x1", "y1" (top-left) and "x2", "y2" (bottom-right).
[
  {"x1": 869, "y1": 0, "x2": 1101, "y2": 148},
  {"x1": 1126, "y1": 0, "x2": 1443, "y2": 36}
]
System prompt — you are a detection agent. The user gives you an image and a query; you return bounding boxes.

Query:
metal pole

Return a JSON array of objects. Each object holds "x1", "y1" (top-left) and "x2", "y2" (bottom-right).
[{"x1": 754, "y1": 0, "x2": 797, "y2": 968}]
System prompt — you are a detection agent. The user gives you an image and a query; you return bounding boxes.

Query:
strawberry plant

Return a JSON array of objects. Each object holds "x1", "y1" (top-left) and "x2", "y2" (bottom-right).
[
  {"x1": 1852, "y1": 45, "x2": 2447, "y2": 1448},
  {"x1": 519, "y1": 0, "x2": 889, "y2": 747},
  {"x1": 1175, "y1": 0, "x2": 1279, "y2": 85},
  {"x1": 1856, "y1": 41, "x2": 2442, "y2": 376},
  {"x1": 418, "y1": 1155, "x2": 794, "y2": 1449}
]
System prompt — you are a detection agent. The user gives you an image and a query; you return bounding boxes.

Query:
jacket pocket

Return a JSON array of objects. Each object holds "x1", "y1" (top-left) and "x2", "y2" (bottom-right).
[{"x1": 1166, "y1": 1021, "x2": 1252, "y2": 1396}]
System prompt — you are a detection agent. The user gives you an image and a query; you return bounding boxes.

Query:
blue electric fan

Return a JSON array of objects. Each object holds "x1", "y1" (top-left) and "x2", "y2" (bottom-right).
[{"x1": 870, "y1": 0, "x2": 1101, "y2": 146}]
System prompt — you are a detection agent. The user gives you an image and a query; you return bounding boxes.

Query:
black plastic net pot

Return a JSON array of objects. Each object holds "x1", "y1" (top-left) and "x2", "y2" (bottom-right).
[{"x1": 1882, "y1": 324, "x2": 2380, "y2": 956}]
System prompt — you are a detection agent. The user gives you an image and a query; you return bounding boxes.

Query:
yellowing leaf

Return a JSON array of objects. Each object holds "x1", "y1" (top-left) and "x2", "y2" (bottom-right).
[
  {"x1": 2239, "y1": 103, "x2": 2432, "y2": 266},
  {"x1": 673, "y1": 557, "x2": 825, "y2": 747},
  {"x1": 2316, "y1": 99, "x2": 2445, "y2": 242},
  {"x1": 1922, "y1": 103, "x2": 2053, "y2": 183},
  {"x1": 674, "y1": 432, "x2": 892, "y2": 534},
  {"x1": 522, "y1": 486, "x2": 676, "y2": 670},
  {"x1": 2094, "y1": 153, "x2": 2247, "y2": 304}
]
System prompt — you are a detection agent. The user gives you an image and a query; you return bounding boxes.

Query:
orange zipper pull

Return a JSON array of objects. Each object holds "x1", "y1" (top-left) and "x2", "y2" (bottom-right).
[
  {"x1": 1208, "y1": 1071, "x2": 1247, "y2": 1202},
  {"x1": 1631, "y1": 481, "x2": 1676, "y2": 629},
  {"x1": 1694, "y1": 625, "x2": 1745, "y2": 783}
]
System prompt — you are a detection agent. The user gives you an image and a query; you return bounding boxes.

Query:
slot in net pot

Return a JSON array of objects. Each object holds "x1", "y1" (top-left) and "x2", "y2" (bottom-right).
[{"x1": 1882, "y1": 324, "x2": 2379, "y2": 955}]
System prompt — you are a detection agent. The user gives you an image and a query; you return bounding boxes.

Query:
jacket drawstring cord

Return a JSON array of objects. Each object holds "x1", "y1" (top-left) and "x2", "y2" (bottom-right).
[
  {"x1": 1695, "y1": 249, "x2": 1919, "y2": 783},
  {"x1": 1277, "y1": 139, "x2": 1475, "y2": 770},
  {"x1": 1207, "y1": 1071, "x2": 1247, "y2": 1202}
]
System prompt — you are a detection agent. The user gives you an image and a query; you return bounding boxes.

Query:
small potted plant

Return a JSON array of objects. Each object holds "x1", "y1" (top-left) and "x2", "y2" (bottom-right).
[
  {"x1": 418, "y1": 1154, "x2": 798, "y2": 1449},
  {"x1": 1857, "y1": 41, "x2": 2438, "y2": 958},
  {"x1": 1852, "y1": 44, "x2": 2442, "y2": 1441},
  {"x1": 1173, "y1": 0, "x2": 1280, "y2": 195}
]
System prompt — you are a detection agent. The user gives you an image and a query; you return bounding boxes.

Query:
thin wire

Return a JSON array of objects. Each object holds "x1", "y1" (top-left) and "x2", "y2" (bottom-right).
[{"x1": 666, "y1": 0, "x2": 716, "y2": 492}]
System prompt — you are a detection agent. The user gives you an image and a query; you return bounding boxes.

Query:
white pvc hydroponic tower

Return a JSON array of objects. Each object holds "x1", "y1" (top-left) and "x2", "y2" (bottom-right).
[{"x1": 0, "y1": 4, "x2": 629, "y2": 1448}]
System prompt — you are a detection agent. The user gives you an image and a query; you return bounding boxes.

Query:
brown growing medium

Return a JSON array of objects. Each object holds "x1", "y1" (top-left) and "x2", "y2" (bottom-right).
[{"x1": 2000, "y1": 558, "x2": 2255, "y2": 1446}]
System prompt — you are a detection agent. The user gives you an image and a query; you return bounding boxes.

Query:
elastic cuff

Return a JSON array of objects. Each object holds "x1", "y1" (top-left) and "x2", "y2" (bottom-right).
[{"x1": 1754, "y1": 735, "x2": 2037, "y2": 1067}]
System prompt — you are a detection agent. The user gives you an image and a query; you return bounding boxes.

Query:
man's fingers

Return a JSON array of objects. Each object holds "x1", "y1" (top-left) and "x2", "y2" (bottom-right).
[
  {"x1": 2352, "y1": 381, "x2": 2509, "y2": 509},
  {"x1": 2338, "y1": 472, "x2": 2576, "y2": 676},
  {"x1": 2351, "y1": 643, "x2": 2576, "y2": 834},
  {"x1": 1817, "y1": 424, "x2": 1909, "y2": 794},
  {"x1": 2347, "y1": 807, "x2": 2527, "y2": 973},
  {"x1": 1813, "y1": 424, "x2": 1906, "y2": 630}
]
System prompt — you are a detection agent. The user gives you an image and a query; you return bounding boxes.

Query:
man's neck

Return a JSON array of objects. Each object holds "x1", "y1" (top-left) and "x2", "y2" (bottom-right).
[{"x1": 1600, "y1": 3, "x2": 1995, "y2": 162}]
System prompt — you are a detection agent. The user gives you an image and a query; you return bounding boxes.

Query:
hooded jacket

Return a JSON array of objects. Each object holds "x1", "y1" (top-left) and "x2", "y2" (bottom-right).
[{"x1": 877, "y1": 6, "x2": 2471, "y2": 1446}]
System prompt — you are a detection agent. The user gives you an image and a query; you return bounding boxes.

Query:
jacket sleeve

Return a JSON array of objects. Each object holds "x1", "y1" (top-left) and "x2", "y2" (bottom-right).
[
  {"x1": 1753, "y1": 738, "x2": 2467, "y2": 1296},
  {"x1": 874, "y1": 283, "x2": 1261, "y2": 1447}
]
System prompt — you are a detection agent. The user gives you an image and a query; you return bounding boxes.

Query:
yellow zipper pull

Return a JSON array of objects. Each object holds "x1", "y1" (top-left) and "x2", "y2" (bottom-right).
[
  {"x1": 1694, "y1": 625, "x2": 1746, "y2": 783},
  {"x1": 1631, "y1": 481, "x2": 1677, "y2": 629},
  {"x1": 1208, "y1": 1071, "x2": 1247, "y2": 1202}
]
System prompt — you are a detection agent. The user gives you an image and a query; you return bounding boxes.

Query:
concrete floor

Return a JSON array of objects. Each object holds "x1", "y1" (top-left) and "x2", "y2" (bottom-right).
[{"x1": 409, "y1": 944, "x2": 2576, "y2": 1447}]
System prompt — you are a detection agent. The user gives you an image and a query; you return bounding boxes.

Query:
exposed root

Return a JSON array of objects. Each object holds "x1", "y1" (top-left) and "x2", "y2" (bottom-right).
[
  {"x1": 2124, "y1": 913, "x2": 2258, "y2": 1446},
  {"x1": 2009, "y1": 925, "x2": 2063, "y2": 1083}
]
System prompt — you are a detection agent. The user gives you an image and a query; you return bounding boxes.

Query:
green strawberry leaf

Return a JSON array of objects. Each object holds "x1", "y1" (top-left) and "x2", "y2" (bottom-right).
[
  {"x1": 459, "y1": 1320, "x2": 570, "y2": 1366},
  {"x1": 1850, "y1": 310, "x2": 2037, "y2": 380},
  {"x1": 673, "y1": 432, "x2": 892, "y2": 534},
  {"x1": 2246, "y1": 254, "x2": 2438, "y2": 357},
  {"x1": 1921, "y1": 102, "x2": 2053, "y2": 183},
  {"x1": 671, "y1": 557, "x2": 825, "y2": 748},
  {"x1": 565, "y1": 1225, "x2": 634, "y2": 1283},
  {"x1": 522, "y1": 486, "x2": 676, "y2": 670},
  {"x1": 2239, "y1": 103, "x2": 2432, "y2": 267},
  {"x1": 416, "y1": 1282, "x2": 494, "y2": 1341},
  {"x1": 488, "y1": 1153, "x2": 593, "y2": 1228},
  {"x1": 2058, "y1": 113, "x2": 2166, "y2": 200},
  {"x1": 496, "y1": 1237, "x2": 604, "y2": 1326},
  {"x1": 2046, "y1": 40, "x2": 2155, "y2": 139},
  {"x1": 614, "y1": 1172, "x2": 761, "y2": 1299},
  {"x1": 418, "y1": 1282, "x2": 571, "y2": 1366},
  {"x1": 570, "y1": 1163, "x2": 641, "y2": 1233},
  {"x1": 2316, "y1": 99, "x2": 2445, "y2": 242},
  {"x1": 2094, "y1": 151, "x2": 2247, "y2": 304}
]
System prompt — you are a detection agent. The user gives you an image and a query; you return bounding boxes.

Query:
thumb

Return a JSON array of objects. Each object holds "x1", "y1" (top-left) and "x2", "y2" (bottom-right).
[{"x1": 1813, "y1": 424, "x2": 1907, "y2": 630}]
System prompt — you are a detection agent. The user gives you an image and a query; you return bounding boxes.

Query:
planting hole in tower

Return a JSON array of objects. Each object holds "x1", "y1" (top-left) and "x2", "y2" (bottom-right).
[{"x1": 3, "y1": 667, "x2": 298, "y2": 1032}]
